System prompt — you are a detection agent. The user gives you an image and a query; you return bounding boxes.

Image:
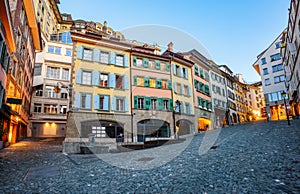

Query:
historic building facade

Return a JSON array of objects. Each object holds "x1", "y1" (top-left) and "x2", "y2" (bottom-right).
[
  {"x1": 183, "y1": 49, "x2": 213, "y2": 131},
  {"x1": 253, "y1": 31, "x2": 288, "y2": 121},
  {"x1": 281, "y1": 0, "x2": 300, "y2": 119},
  {"x1": 5, "y1": 0, "x2": 41, "y2": 143}
]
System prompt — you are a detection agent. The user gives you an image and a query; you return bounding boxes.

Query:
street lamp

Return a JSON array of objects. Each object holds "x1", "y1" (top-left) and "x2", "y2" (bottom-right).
[
  {"x1": 281, "y1": 91, "x2": 290, "y2": 125},
  {"x1": 173, "y1": 100, "x2": 181, "y2": 139}
]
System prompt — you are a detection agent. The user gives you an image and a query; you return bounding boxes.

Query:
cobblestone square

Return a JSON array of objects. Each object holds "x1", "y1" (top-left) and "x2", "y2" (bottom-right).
[{"x1": 0, "y1": 120, "x2": 299, "y2": 193}]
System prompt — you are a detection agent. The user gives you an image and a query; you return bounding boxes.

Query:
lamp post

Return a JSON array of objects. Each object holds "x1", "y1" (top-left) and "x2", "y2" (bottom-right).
[
  {"x1": 173, "y1": 100, "x2": 181, "y2": 140},
  {"x1": 281, "y1": 91, "x2": 290, "y2": 125}
]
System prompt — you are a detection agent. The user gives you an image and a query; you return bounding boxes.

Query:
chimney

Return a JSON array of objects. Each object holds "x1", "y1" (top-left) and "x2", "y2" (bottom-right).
[
  {"x1": 168, "y1": 42, "x2": 173, "y2": 52},
  {"x1": 103, "y1": 21, "x2": 107, "y2": 33}
]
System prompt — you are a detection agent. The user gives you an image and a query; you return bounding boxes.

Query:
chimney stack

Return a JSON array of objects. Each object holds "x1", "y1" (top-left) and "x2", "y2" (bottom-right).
[{"x1": 168, "y1": 42, "x2": 173, "y2": 52}]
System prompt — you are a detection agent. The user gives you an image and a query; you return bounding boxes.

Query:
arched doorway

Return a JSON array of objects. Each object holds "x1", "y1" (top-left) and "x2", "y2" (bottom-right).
[
  {"x1": 176, "y1": 119, "x2": 193, "y2": 136},
  {"x1": 198, "y1": 118, "x2": 211, "y2": 132},
  {"x1": 137, "y1": 119, "x2": 170, "y2": 142}
]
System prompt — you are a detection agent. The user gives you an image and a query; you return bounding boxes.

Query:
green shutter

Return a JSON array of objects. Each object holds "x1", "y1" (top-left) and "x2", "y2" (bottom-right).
[
  {"x1": 158, "y1": 98, "x2": 164, "y2": 110},
  {"x1": 145, "y1": 96, "x2": 151, "y2": 109},
  {"x1": 155, "y1": 60, "x2": 160, "y2": 70},
  {"x1": 194, "y1": 79, "x2": 198, "y2": 90},
  {"x1": 133, "y1": 75, "x2": 137, "y2": 86},
  {"x1": 200, "y1": 82, "x2": 204, "y2": 92},
  {"x1": 156, "y1": 79, "x2": 162, "y2": 88},
  {"x1": 134, "y1": 96, "x2": 138, "y2": 109},
  {"x1": 200, "y1": 68, "x2": 204, "y2": 78},
  {"x1": 194, "y1": 66, "x2": 199, "y2": 75},
  {"x1": 167, "y1": 80, "x2": 172, "y2": 90},
  {"x1": 166, "y1": 62, "x2": 170, "y2": 72},
  {"x1": 143, "y1": 58, "x2": 149, "y2": 67},
  {"x1": 144, "y1": 77, "x2": 150, "y2": 87},
  {"x1": 169, "y1": 99, "x2": 173, "y2": 110},
  {"x1": 133, "y1": 56, "x2": 137, "y2": 66}
]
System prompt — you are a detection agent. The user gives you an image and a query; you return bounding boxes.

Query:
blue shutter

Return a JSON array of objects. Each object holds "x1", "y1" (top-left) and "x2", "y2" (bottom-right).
[
  {"x1": 187, "y1": 86, "x2": 191, "y2": 96},
  {"x1": 123, "y1": 76, "x2": 129, "y2": 90},
  {"x1": 173, "y1": 82, "x2": 177, "y2": 93},
  {"x1": 92, "y1": 71, "x2": 100, "y2": 86},
  {"x1": 173, "y1": 64, "x2": 176, "y2": 75},
  {"x1": 103, "y1": 96, "x2": 109, "y2": 110},
  {"x1": 77, "y1": 46, "x2": 83, "y2": 59},
  {"x1": 124, "y1": 98, "x2": 129, "y2": 112},
  {"x1": 189, "y1": 103, "x2": 192, "y2": 114},
  {"x1": 75, "y1": 69, "x2": 82, "y2": 84},
  {"x1": 124, "y1": 55, "x2": 129, "y2": 67},
  {"x1": 181, "y1": 84, "x2": 184, "y2": 95},
  {"x1": 94, "y1": 95, "x2": 99, "y2": 110},
  {"x1": 166, "y1": 62, "x2": 170, "y2": 72},
  {"x1": 109, "y1": 74, "x2": 116, "y2": 88},
  {"x1": 109, "y1": 52, "x2": 116, "y2": 64},
  {"x1": 111, "y1": 96, "x2": 116, "y2": 111},
  {"x1": 180, "y1": 66, "x2": 183, "y2": 77},
  {"x1": 93, "y1": 49, "x2": 100, "y2": 62},
  {"x1": 183, "y1": 102, "x2": 186, "y2": 114},
  {"x1": 185, "y1": 68, "x2": 188, "y2": 79},
  {"x1": 75, "y1": 93, "x2": 81, "y2": 108},
  {"x1": 86, "y1": 94, "x2": 92, "y2": 109}
]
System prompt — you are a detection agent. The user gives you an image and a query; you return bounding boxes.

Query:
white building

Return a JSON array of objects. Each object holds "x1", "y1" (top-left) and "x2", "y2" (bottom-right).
[
  {"x1": 253, "y1": 30, "x2": 288, "y2": 121},
  {"x1": 30, "y1": 32, "x2": 72, "y2": 137},
  {"x1": 281, "y1": 0, "x2": 300, "y2": 118},
  {"x1": 209, "y1": 61, "x2": 227, "y2": 128}
]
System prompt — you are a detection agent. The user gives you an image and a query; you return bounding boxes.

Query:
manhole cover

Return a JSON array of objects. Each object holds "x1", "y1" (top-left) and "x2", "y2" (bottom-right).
[
  {"x1": 25, "y1": 165, "x2": 60, "y2": 180},
  {"x1": 137, "y1": 157, "x2": 154, "y2": 162}
]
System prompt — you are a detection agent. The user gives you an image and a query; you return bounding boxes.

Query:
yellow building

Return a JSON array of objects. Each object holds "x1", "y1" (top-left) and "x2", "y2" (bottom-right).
[
  {"x1": 163, "y1": 43, "x2": 195, "y2": 137},
  {"x1": 64, "y1": 31, "x2": 133, "y2": 153}
]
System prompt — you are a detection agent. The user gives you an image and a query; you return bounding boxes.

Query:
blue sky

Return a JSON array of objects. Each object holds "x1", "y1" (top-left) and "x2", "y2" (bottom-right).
[{"x1": 58, "y1": 0, "x2": 290, "y2": 83}]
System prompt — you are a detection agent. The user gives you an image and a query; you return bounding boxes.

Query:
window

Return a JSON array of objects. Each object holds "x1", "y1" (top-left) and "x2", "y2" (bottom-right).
[
  {"x1": 138, "y1": 97, "x2": 144, "y2": 109},
  {"x1": 270, "y1": 53, "x2": 281, "y2": 62},
  {"x1": 149, "y1": 60, "x2": 155, "y2": 69},
  {"x1": 48, "y1": 46, "x2": 61, "y2": 54},
  {"x1": 46, "y1": 66, "x2": 59, "y2": 79},
  {"x1": 115, "y1": 75, "x2": 124, "y2": 89},
  {"x1": 183, "y1": 68, "x2": 187, "y2": 79},
  {"x1": 116, "y1": 98, "x2": 124, "y2": 111},
  {"x1": 176, "y1": 83, "x2": 181, "y2": 94},
  {"x1": 44, "y1": 104, "x2": 57, "y2": 114},
  {"x1": 184, "y1": 85, "x2": 189, "y2": 96},
  {"x1": 275, "y1": 42, "x2": 281, "y2": 49},
  {"x1": 265, "y1": 78, "x2": 271, "y2": 86},
  {"x1": 33, "y1": 104, "x2": 42, "y2": 113},
  {"x1": 83, "y1": 48, "x2": 93, "y2": 61},
  {"x1": 82, "y1": 71, "x2": 92, "y2": 85},
  {"x1": 62, "y1": 68, "x2": 69, "y2": 80},
  {"x1": 161, "y1": 62, "x2": 166, "y2": 71},
  {"x1": 150, "y1": 78, "x2": 156, "y2": 88},
  {"x1": 261, "y1": 58, "x2": 267, "y2": 64},
  {"x1": 45, "y1": 86, "x2": 58, "y2": 98},
  {"x1": 60, "y1": 105, "x2": 67, "y2": 114},
  {"x1": 263, "y1": 68, "x2": 268, "y2": 75},
  {"x1": 151, "y1": 99, "x2": 157, "y2": 109},
  {"x1": 81, "y1": 93, "x2": 91, "y2": 109},
  {"x1": 34, "y1": 63, "x2": 42, "y2": 76},
  {"x1": 194, "y1": 66, "x2": 199, "y2": 75},
  {"x1": 272, "y1": 64, "x2": 283, "y2": 72},
  {"x1": 137, "y1": 76, "x2": 144, "y2": 86},
  {"x1": 116, "y1": 55, "x2": 124, "y2": 66},
  {"x1": 100, "y1": 74, "x2": 109, "y2": 87},
  {"x1": 163, "y1": 99, "x2": 169, "y2": 110},
  {"x1": 61, "y1": 92, "x2": 68, "y2": 99},
  {"x1": 98, "y1": 95, "x2": 109, "y2": 110},
  {"x1": 185, "y1": 103, "x2": 190, "y2": 114},
  {"x1": 100, "y1": 52, "x2": 109, "y2": 64},
  {"x1": 274, "y1": 75, "x2": 285, "y2": 83},
  {"x1": 136, "y1": 58, "x2": 143, "y2": 67},
  {"x1": 176, "y1": 65, "x2": 180, "y2": 75},
  {"x1": 162, "y1": 80, "x2": 167, "y2": 89},
  {"x1": 66, "y1": 48, "x2": 72, "y2": 56}
]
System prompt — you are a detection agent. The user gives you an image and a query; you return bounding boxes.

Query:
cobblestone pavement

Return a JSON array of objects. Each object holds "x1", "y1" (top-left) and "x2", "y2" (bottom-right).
[{"x1": 0, "y1": 120, "x2": 299, "y2": 193}]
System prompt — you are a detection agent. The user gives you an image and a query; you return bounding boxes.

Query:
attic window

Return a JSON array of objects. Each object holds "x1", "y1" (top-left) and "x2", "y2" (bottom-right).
[{"x1": 62, "y1": 16, "x2": 67, "y2": 20}]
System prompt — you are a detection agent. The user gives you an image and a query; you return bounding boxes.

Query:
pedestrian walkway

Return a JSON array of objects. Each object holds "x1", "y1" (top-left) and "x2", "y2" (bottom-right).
[{"x1": 0, "y1": 120, "x2": 299, "y2": 193}]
